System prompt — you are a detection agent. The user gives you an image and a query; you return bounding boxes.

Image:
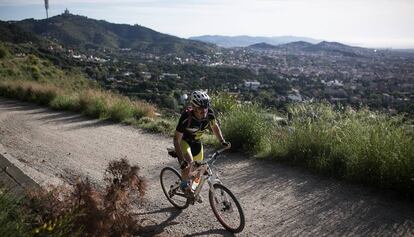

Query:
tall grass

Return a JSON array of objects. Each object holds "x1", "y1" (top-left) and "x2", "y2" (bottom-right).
[
  {"x1": 270, "y1": 102, "x2": 414, "y2": 196},
  {"x1": 50, "y1": 94, "x2": 80, "y2": 111},
  {"x1": 134, "y1": 116, "x2": 176, "y2": 135},
  {"x1": 221, "y1": 103, "x2": 272, "y2": 153},
  {"x1": 79, "y1": 90, "x2": 110, "y2": 119},
  {"x1": 0, "y1": 80, "x2": 60, "y2": 105},
  {"x1": 0, "y1": 80, "x2": 156, "y2": 123},
  {"x1": 0, "y1": 190, "x2": 29, "y2": 236},
  {"x1": 78, "y1": 90, "x2": 156, "y2": 121},
  {"x1": 211, "y1": 92, "x2": 238, "y2": 114}
]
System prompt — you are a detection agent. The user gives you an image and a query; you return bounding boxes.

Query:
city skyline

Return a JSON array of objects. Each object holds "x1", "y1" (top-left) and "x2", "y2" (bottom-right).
[{"x1": 0, "y1": 0, "x2": 413, "y2": 49}]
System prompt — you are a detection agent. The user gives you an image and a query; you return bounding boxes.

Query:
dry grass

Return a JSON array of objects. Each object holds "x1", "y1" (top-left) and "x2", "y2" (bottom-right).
[
  {"x1": 0, "y1": 80, "x2": 157, "y2": 122},
  {"x1": 19, "y1": 159, "x2": 148, "y2": 237}
]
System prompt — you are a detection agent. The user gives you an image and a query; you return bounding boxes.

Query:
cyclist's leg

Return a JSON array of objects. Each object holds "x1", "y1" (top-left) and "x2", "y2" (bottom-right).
[
  {"x1": 189, "y1": 142, "x2": 205, "y2": 178},
  {"x1": 192, "y1": 141, "x2": 203, "y2": 162},
  {"x1": 181, "y1": 141, "x2": 204, "y2": 183},
  {"x1": 180, "y1": 140, "x2": 193, "y2": 181}
]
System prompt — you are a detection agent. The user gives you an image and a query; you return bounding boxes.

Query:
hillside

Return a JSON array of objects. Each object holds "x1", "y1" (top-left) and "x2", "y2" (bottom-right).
[
  {"x1": 0, "y1": 42, "x2": 89, "y2": 87},
  {"x1": 12, "y1": 13, "x2": 216, "y2": 55},
  {"x1": 0, "y1": 21, "x2": 39, "y2": 44},
  {"x1": 247, "y1": 40, "x2": 374, "y2": 57}
]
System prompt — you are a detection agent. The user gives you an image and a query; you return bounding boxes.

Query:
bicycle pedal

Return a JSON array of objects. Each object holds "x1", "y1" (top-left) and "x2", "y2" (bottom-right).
[{"x1": 196, "y1": 195, "x2": 203, "y2": 204}]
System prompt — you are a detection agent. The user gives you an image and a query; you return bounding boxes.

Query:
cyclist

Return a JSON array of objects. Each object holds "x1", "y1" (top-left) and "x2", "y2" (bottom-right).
[{"x1": 173, "y1": 90, "x2": 230, "y2": 191}]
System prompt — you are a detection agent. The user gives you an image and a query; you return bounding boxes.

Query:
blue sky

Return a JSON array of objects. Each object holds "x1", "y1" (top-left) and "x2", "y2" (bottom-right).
[{"x1": 0, "y1": 0, "x2": 413, "y2": 48}]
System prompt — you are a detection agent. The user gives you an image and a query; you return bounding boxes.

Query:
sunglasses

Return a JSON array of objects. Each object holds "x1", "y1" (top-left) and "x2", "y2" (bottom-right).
[{"x1": 194, "y1": 106, "x2": 208, "y2": 111}]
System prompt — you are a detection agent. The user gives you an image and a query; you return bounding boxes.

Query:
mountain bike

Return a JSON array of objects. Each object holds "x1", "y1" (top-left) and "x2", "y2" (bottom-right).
[{"x1": 160, "y1": 146, "x2": 245, "y2": 233}]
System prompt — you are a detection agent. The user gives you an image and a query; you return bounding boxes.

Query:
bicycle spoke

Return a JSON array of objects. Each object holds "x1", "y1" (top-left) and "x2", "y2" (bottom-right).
[
  {"x1": 209, "y1": 183, "x2": 245, "y2": 233},
  {"x1": 160, "y1": 167, "x2": 189, "y2": 209}
]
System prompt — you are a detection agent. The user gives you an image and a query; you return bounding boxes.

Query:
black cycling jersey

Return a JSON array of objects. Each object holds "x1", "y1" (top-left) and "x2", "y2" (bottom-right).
[{"x1": 176, "y1": 108, "x2": 217, "y2": 143}]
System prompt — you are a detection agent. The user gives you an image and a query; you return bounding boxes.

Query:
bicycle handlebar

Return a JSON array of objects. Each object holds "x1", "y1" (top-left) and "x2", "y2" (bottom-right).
[{"x1": 196, "y1": 145, "x2": 231, "y2": 165}]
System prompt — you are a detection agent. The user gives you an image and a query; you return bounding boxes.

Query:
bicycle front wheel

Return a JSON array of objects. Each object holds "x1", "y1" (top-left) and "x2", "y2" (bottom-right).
[
  {"x1": 160, "y1": 167, "x2": 189, "y2": 209},
  {"x1": 209, "y1": 183, "x2": 245, "y2": 233}
]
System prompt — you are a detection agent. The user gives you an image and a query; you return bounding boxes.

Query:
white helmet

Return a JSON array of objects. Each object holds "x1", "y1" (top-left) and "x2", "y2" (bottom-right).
[{"x1": 190, "y1": 90, "x2": 211, "y2": 108}]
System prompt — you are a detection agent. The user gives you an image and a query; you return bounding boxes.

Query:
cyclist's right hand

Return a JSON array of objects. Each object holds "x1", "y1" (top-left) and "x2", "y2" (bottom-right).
[{"x1": 221, "y1": 141, "x2": 231, "y2": 149}]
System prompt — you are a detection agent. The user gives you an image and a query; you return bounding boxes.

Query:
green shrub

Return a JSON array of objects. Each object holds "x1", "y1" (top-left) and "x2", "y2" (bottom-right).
[
  {"x1": 0, "y1": 82, "x2": 15, "y2": 98},
  {"x1": 84, "y1": 97, "x2": 108, "y2": 118},
  {"x1": 212, "y1": 93, "x2": 238, "y2": 114},
  {"x1": 270, "y1": 102, "x2": 414, "y2": 196},
  {"x1": 221, "y1": 103, "x2": 271, "y2": 153},
  {"x1": 132, "y1": 101, "x2": 156, "y2": 120},
  {"x1": 50, "y1": 94, "x2": 80, "y2": 111},
  {"x1": 30, "y1": 65, "x2": 41, "y2": 80},
  {"x1": 33, "y1": 86, "x2": 58, "y2": 105},
  {"x1": 0, "y1": 190, "x2": 29, "y2": 236},
  {"x1": 0, "y1": 45, "x2": 8, "y2": 59},
  {"x1": 79, "y1": 91, "x2": 109, "y2": 119},
  {"x1": 137, "y1": 116, "x2": 155, "y2": 124},
  {"x1": 138, "y1": 118, "x2": 175, "y2": 135},
  {"x1": 161, "y1": 95, "x2": 178, "y2": 110},
  {"x1": 27, "y1": 54, "x2": 38, "y2": 65},
  {"x1": 109, "y1": 100, "x2": 135, "y2": 122}
]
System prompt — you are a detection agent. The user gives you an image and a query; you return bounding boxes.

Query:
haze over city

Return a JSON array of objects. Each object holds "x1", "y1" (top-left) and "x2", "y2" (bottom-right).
[{"x1": 0, "y1": 0, "x2": 413, "y2": 49}]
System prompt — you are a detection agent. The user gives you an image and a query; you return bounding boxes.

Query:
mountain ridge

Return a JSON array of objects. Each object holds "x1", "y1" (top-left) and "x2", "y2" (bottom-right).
[
  {"x1": 9, "y1": 13, "x2": 216, "y2": 55},
  {"x1": 189, "y1": 35, "x2": 321, "y2": 48},
  {"x1": 247, "y1": 40, "x2": 374, "y2": 57}
]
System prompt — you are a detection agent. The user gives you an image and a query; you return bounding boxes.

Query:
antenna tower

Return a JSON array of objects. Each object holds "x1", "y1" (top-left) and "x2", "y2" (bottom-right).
[{"x1": 44, "y1": 0, "x2": 49, "y2": 19}]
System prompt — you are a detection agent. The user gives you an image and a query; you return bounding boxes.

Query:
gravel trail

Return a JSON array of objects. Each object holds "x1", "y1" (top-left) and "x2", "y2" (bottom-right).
[{"x1": 1, "y1": 98, "x2": 413, "y2": 236}]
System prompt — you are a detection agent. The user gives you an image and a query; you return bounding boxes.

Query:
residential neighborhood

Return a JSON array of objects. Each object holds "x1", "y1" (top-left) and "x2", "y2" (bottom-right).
[{"x1": 43, "y1": 34, "x2": 414, "y2": 113}]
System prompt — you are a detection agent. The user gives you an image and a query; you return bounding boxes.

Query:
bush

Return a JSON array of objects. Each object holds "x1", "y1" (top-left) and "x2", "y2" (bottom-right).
[
  {"x1": 33, "y1": 85, "x2": 59, "y2": 105},
  {"x1": 132, "y1": 101, "x2": 156, "y2": 120},
  {"x1": 4, "y1": 159, "x2": 148, "y2": 236},
  {"x1": 221, "y1": 103, "x2": 272, "y2": 153},
  {"x1": 161, "y1": 95, "x2": 178, "y2": 110},
  {"x1": 212, "y1": 93, "x2": 238, "y2": 114},
  {"x1": 0, "y1": 80, "x2": 59, "y2": 105},
  {"x1": 30, "y1": 65, "x2": 41, "y2": 81},
  {"x1": 109, "y1": 100, "x2": 135, "y2": 122},
  {"x1": 137, "y1": 117, "x2": 175, "y2": 135},
  {"x1": 27, "y1": 54, "x2": 39, "y2": 65},
  {"x1": 0, "y1": 45, "x2": 8, "y2": 59},
  {"x1": 0, "y1": 190, "x2": 29, "y2": 236},
  {"x1": 50, "y1": 94, "x2": 80, "y2": 111},
  {"x1": 79, "y1": 90, "x2": 109, "y2": 119},
  {"x1": 23, "y1": 187, "x2": 83, "y2": 237},
  {"x1": 270, "y1": 102, "x2": 414, "y2": 196}
]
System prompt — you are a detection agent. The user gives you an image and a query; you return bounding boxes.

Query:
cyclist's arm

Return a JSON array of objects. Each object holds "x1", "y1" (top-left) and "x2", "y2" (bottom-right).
[
  {"x1": 211, "y1": 121, "x2": 226, "y2": 144},
  {"x1": 173, "y1": 131, "x2": 187, "y2": 162}
]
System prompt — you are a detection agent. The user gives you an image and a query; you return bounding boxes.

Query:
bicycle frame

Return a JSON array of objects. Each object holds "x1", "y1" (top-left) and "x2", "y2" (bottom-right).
[
  {"x1": 162, "y1": 146, "x2": 245, "y2": 233},
  {"x1": 186, "y1": 147, "x2": 229, "y2": 202},
  {"x1": 167, "y1": 147, "x2": 229, "y2": 203}
]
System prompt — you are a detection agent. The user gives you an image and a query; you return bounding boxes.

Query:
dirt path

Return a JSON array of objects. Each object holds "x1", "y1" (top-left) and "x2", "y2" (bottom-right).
[{"x1": 1, "y1": 98, "x2": 413, "y2": 237}]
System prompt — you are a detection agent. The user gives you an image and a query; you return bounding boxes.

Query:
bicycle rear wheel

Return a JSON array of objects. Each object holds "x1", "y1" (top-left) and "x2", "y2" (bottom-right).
[
  {"x1": 209, "y1": 183, "x2": 245, "y2": 233},
  {"x1": 160, "y1": 167, "x2": 189, "y2": 209}
]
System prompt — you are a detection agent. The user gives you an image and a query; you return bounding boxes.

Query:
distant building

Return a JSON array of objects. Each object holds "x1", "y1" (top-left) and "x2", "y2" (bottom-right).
[
  {"x1": 325, "y1": 80, "x2": 344, "y2": 87},
  {"x1": 140, "y1": 72, "x2": 152, "y2": 80},
  {"x1": 244, "y1": 81, "x2": 260, "y2": 90},
  {"x1": 122, "y1": 71, "x2": 134, "y2": 77},
  {"x1": 287, "y1": 89, "x2": 302, "y2": 102},
  {"x1": 64, "y1": 8, "x2": 70, "y2": 15},
  {"x1": 160, "y1": 73, "x2": 181, "y2": 80}
]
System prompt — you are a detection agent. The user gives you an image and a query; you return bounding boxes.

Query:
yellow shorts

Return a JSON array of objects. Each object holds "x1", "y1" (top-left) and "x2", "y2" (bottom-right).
[{"x1": 181, "y1": 140, "x2": 203, "y2": 161}]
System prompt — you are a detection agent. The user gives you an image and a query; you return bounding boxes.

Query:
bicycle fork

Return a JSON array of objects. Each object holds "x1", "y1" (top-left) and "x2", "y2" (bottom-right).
[{"x1": 208, "y1": 173, "x2": 233, "y2": 212}]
